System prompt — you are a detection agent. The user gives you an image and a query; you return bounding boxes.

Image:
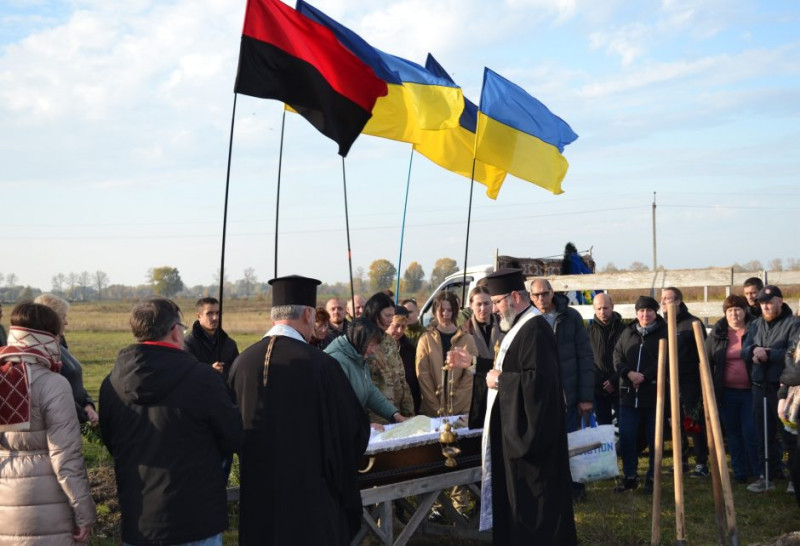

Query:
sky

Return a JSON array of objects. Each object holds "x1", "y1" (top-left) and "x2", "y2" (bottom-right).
[{"x1": 1, "y1": 0, "x2": 799, "y2": 291}]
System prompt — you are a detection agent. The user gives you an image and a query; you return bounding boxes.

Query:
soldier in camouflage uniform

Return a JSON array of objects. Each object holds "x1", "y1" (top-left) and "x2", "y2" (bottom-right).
[{"x1": 367, "y1": 333, "x2": 414, "y2": 424}]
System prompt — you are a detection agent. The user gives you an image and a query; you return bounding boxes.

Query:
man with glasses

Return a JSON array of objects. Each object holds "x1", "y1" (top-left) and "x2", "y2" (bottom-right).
[
  {"x1": 100, "y1": 297, "x2": 243, "y2": 546},
  {"x1": 471, "y1": 269, "x2": 576, "y2": 544},
  {"x1": 530, "y1": 278, "x2": 595, "y2": 500}
]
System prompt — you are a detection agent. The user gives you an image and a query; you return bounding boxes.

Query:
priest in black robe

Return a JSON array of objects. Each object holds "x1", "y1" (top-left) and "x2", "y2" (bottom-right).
[
  {"x1": 477, "y1": 269, "x2": 577, "y2": 545},
  {"x1": 228, "y1": 275, "x2": 369, "y2": 545}
]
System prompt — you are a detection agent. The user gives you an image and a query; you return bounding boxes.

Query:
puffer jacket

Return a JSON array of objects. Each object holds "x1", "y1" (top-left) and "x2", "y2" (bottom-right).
[
  {"x1": 325, "y1": 335, "x2": 398, "y2": 422},
  {"x1": 614, "y1": 316, "x2": 668, "y2": 408},
  {"x1": 551, "y1": 293, "x2": 595, "y2": 407},
  {"x1": 415, "y1": 327, "x2": 477, "y2": 417},
  {"x1": 0, "y1": 365, "x2": 96, "y2": 545},
  {"x1": 742, "y1": 303, "x2": 800, "y2": 385}
]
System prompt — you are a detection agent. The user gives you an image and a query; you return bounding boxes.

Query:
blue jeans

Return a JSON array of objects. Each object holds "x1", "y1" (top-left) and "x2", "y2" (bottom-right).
[
  {"x1": 719, "y1": 387, "x2": 760, "y2": 479},
  {"x1": 619, "y1": 404, "x2": 656, "y2": 479},
  {"x1": 126, "y1": 534, "x2": 222, "y2": 546}
]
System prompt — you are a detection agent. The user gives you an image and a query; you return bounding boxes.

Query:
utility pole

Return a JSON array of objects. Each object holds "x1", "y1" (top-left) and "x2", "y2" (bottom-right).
[{"x1": 651, "y1": 192, "x2": 658, "y2": 298}]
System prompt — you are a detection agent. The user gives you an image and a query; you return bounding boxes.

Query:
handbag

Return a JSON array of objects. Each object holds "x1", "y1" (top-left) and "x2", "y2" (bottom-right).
[{"x1": 567, "y1": 414, "x2": 619, "y2": 483}]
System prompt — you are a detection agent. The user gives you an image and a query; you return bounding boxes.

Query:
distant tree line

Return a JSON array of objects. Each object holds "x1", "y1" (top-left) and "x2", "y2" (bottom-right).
[{"x1": 5, "y1": 257, "x2": 799, "y2": 304}]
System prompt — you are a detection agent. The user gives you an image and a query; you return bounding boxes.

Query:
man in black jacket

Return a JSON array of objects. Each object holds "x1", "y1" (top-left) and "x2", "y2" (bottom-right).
[
  {"x1": 588, "y1": 293, "x2": 624, "y2": 426},
  {"x1": 742, "y1": 285, "x2": 800, "y2": 492},
  {"x1": 184, "y1": 297, "x2": 239, "y2": 378},
  {"x1": 100, "y1": 297, "x2": 243, "y2": 546},
  {"x1": 660, "y1": 287, "x2": 709, "y2": 478}
]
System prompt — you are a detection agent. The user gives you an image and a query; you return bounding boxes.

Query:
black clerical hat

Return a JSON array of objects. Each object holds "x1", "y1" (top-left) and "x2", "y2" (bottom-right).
[
  {"x1": 268, "y1": 275, "x2": 320, "y2": 307},
  {"x1": 483, "y1": 268, "x2": 525, "y2": 296}
]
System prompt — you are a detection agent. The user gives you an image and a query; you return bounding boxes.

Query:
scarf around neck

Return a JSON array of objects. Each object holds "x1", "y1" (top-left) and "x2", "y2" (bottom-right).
[{"x1": 0, "y1": 326, "x2": 63, "y2": 431}]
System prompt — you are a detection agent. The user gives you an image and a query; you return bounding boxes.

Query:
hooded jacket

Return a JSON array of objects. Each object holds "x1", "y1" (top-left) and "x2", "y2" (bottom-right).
[
  {"x1": 99, "y1": 343, "x2": 243, "y2": 546},
  {"x1": 324, "y1": 335, "x2": 398, "y2": 422},
  {"x1": 742, "y1": 303, "x2": 800, "y2": 385},
  {"x1": 614, "y1": 316, "x2": 668, "y2": 408}
]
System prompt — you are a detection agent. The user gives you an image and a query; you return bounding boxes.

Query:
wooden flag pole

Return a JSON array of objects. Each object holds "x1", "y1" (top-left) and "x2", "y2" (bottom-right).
[
  {"x1": 704, "y1": 388, "x2": 727, "y2": 544},
  {"x1": 694, "y1": 321, "x2": 739, "y2": 546},
  {"x1": 216, "y1": 93, "x2": 238, "y2": 363},
  {"x1": 667, "y1": 302, "x2": 686, "y2": 545},
  {"x1": 394, "y1": 149, "x2": 415, "y2": 303},
  {"x1": 651, "y1": 338, "x2": 667, "y2": 546}
]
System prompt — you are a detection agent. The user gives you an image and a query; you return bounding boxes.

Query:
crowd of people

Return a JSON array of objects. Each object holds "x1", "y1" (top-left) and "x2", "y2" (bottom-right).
[{"x1": 2, "y1": 272, "x2": 800, "y2": 545}]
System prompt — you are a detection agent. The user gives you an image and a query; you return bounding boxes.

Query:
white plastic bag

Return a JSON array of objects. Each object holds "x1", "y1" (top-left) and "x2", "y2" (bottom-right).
[{"x1": 567, "y1": 415, "x2": 619, "y2": 483}]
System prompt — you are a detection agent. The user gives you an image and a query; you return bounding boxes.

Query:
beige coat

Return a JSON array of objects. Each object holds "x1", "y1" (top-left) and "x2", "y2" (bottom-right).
[
  {"x1": 0, "y1": 365, "x2": 96, "y2": 545},
  {"x1": 416, "y1": 327, "x2": 478, "y2": 417}
]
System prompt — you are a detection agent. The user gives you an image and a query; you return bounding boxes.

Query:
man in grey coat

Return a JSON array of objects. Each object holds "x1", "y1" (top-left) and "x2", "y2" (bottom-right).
[{"x1": 530, "y1": 278, "x2": 595, "y2": 499}]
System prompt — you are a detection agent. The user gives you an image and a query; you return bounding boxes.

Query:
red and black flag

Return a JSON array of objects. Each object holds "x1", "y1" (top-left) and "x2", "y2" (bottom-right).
[{"x1": 234, "y1": 0, "x2": 388, "y2": 156}]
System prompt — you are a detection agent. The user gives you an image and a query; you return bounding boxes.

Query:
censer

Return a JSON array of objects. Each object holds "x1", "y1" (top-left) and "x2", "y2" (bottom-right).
[{"x1": 437, "y1": 360, "x2": 461, "y2": 467}]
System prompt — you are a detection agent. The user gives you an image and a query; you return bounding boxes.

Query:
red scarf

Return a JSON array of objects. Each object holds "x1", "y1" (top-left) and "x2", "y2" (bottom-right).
[{"x1": 0, "y1": 327, "x2": 62, "y2": 431}]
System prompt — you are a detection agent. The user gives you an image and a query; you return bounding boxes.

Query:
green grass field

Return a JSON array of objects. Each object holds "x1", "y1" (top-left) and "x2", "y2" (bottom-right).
[{"x1": 22, "y1": 300, "x2": 800, "y2": 544}]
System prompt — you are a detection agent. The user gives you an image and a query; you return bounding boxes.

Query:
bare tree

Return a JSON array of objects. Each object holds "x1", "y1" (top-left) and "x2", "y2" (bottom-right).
[
  {"x1": 77, "y1": 271, "x2": 91, "y2": 301},
  {"x1": 241, "y1": 267, "x2": 257, "y2": 299},
  {"x1": 742, "y1": 260, "x2": 763, "y2": 272},
  {"x1": 66, "y1": 272, "x2": 79, "y2": 300},
  {"x1": 94, "y1": 271, "x2": 109, "y2": 300},
  {"x1": 5, "y1": 273, "x2": 17, "y2": 287},
  {"x1": 0, "y1": 273, "x2": 4, "y2": 286},
  {"x1": 51, "y1": 273, "x2": 66, "y2": 296},
  {"x1": 768, "y1": 258, "x2": 784, "y2": 272},
  {"x1": 787, "y1": 258, "x2": 800, "y2": 271},
  {"x1": 601, "y1": 262, "x2": 619, "y2": 273},
  {"x1": 628, "y1": 261, "x2": 650, "y2": 272}
]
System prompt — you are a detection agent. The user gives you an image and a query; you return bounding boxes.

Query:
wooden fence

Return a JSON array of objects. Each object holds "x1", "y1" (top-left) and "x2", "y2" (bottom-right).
[{"x1": 537, "y1": 268, "x2": 800, "y2": 321}]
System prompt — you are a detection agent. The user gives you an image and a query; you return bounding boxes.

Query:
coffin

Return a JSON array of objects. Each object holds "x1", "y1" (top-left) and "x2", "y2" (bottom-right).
[{"x1": 358, "y1": 416, "x2": 483, "y2": 488}]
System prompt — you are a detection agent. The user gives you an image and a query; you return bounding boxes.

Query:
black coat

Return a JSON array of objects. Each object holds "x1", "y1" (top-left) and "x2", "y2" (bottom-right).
[
  {"x1": 183, "y1": 321, "x2": 239, "y2": 378},
  {"x1": 228, "y1": 334, "x2": 369, "y2": 546},
  {"x1": 489, "y1": 312, "x2": 577, "y2": 545},
  {"x1": 668, "y1": 302, "x2": 705, "y2": 384},
  {"x1": 588, "y1": 312, "x2": 624, "y2": 398},
  {"x1": 99, "y1": 344, "x2": 243, "y2": 546},
  {"x1": 614, "y1": 317, "x2": 668, "y2": 408},
  {"x1": 398, "y1": 335, "x2": 420, "y2": 414}
]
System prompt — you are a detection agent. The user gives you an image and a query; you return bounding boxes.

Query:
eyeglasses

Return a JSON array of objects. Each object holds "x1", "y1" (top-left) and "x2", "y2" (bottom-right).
[
  {"x1": 490, "y1": 293, "x2": 512, "y2": 306},
  {"x1": 530, "y1": 292, "x2": 551, "y2": 299},
  {"x1": 174, "y1": 322, "x2": 187, "y2": 330}
]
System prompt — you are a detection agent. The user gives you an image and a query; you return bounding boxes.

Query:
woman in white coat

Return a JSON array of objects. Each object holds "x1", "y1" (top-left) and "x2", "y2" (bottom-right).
[{"x1": 0, "y1": 301, "x2": 95, "y2": 544}]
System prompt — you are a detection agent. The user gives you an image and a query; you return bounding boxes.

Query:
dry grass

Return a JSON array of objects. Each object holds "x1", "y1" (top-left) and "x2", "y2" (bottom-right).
[{"x1": 62, "y1": 302, "x2": 800, "y2": 545}]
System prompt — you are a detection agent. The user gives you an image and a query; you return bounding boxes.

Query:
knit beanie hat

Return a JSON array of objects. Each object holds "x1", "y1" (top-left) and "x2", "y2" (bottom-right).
[{"x1": 634, "y1": 296, "x2": 659, "y2": 312}]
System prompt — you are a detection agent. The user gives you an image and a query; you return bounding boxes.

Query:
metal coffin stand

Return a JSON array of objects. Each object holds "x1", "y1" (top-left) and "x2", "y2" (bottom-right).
[{"x1": 355, "y1": 426, "x2": 490, "y2": 545}]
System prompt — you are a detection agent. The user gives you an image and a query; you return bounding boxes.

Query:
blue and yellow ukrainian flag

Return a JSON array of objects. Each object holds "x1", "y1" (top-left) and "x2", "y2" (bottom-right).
[
  {"x1": 413, "y1": 55, "x2": 506, "y2": 199},
  {"x1": 475, "y1": 68, "x2": 578, "y2": 194},
  {"x1": 296, "y1": 1, "x2": 463, "y2": 144}
]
